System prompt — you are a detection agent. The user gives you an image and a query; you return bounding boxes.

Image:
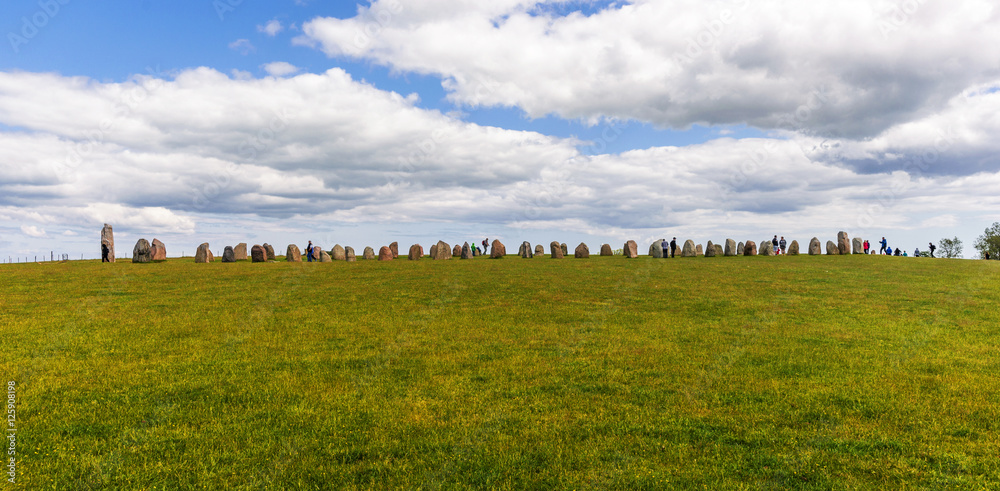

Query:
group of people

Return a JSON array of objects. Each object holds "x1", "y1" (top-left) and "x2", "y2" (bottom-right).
[{"x1": 868, "y1": 237, "x2": 937, "y2": 257}]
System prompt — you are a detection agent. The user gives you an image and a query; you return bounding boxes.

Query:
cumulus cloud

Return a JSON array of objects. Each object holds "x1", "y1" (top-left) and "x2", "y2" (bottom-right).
[
  {"x1": 20, "y1": 225, "x2": 46, "y2": 237},
  {"x1": 228, "y1": 39, "x2": 256, "y2": 55},
  {"x1": 297, "y1": 0, "x2": 1000, "y2": 138},
  {"x1": 261, "y1": 62, "x2": 300, "y2": 77},
  {"x1": 257, "y1": 19, "x2": 284, "y2": 37}
]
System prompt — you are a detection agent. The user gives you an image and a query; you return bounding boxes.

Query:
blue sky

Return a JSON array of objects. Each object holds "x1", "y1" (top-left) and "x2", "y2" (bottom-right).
[{"x1": 1, "y1": 0, "x2": 998, "y2": 260}]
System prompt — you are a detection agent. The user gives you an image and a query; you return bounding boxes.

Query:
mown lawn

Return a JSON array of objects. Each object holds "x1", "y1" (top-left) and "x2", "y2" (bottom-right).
[{"x1": 1, "y1": 253, "x2": 998, "y2": 489}]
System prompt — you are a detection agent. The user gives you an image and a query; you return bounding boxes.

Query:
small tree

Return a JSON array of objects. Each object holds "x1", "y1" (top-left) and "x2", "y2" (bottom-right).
[
  {"x1": 974, "y1": 222, "x2": 1000, "y2": 259},
  {"x1": 937, "y1": 237, "x2": 963, "y2": 259}
]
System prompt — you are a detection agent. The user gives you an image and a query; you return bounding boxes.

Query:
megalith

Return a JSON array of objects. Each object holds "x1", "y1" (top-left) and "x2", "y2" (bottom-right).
[
  {"x1": 332, "y1": 245, "x2": 346, "y2": 261},
  {"x1": 744, "y1": 241, "x2": 757, "y2": 256},
  {"x1": 132, "y1": 239, "x2": 151, "y2": 263},
  {"x1": 574, "y1": 243, "x2": 589, "y2": 258},
  {"x1": 263, "y1": 243, "x2": 275, "y2": 261},
  {"x1": 389, "y1": 242, "x2": 399, "y2": 259},
  {"x1": 760, "y1": 241, "x2": 775, "y2": 256},
  {"x1": 452, "y1": 244, "x2": 462, "y2": 257},
  {"x1": 624, "y1": 240, "x2": 638, "y2": 258},
  {"x1": 519, "y1": 241, "x2": 533, "y2": 258},
  {"x1": 852, "y1": 237, "x2": 863, "y2": 255},
  {"x1": 490, "y1": 239, "x2": 506, "y2": 259},
  {"x1": 682, "y1": 240, "x2": 696, "y2": 257},
  {"x1": 286, "y1": 244, "x2": 302, "y2": 262},
  {"x1": 826, "y1": 240, "x2": 839, "y2": 255},
  {"x1": 363, "y1": 247, "x2": 376, "y2": 260},
  {"x1": 251, "y1": 245, "x2": 266, "y2": 263},
  {"x1": 649, "y1": 240, "x2": 664, "y2": 258},
  {"x1": 551, "y1": 241, "x2": 564, "y2": 259},
  {"x1": 600, "y1": 244, "x2": 613, "y2": 256},
  {"x1": 808, "y1": 238, "x2": 822, "y2": 255},
  {"x1": 724, "y1": 239, "x2": 737, "y2": 257},
  {"x1": 535, "y1": 244, "x2": 544, "y2": 255},
  {"x1": 788, "y1": 240, "x2": 800, "y2": 255},
  {"x1": 345, "y1": 247, "x2": 357, "y2": 262},
  {"x1": 378, "y1": 246, "x2": 394, "y2": 261},
  {"x1": 221, "y1": 246, "x2": 236, "y2": 263},
  {"x1": 319, "y1": 250, "x2": 332, "y2": 262},
  {"x1": 838, "y1": 231, "x2": 850, "y2": 256},
  {"x1": 737, "y1": 242, "x2": 744, "y2": 256},
  {"x1": 100, "y1": 223, "x2": 115, "y2": 263},
  {"x1": 714, "y1": 244, "x2": 723, "y2": 256},
  {"x1": 561, "y1": 243, "x2": 568, "y2": 256},
  {"x1": 408, "y1": 244, "x2": 423, "y2": 260},
  {"x1": 705, "y1": 241, "x2": 716, "y2": 257},
  {"x1": 435, "y1": 241, "x2": 452, "y2": 260},
  {"x1": 150, "y1": 239, "x2": 167, "y2": 261},
  {"x1": 234, "y1": 243, "x2": 248, "y2": 261},
  {"x1": 461, "y1": 242, "x2": 472, "y2": 259},
  {"x1": 195, "y1": 243, "x2": 212, "y2": 263}
]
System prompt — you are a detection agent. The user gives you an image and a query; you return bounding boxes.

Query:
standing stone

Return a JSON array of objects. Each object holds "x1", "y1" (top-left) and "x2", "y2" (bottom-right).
[
  {"x1": 715, "y1": 244, "x2": 723, "y2": 256},
  {"x1": 760, "y1": 241, "x2": 775, "y2": 256},
  {"x1": 319, "y1": 251, "x2": 332, "y2": 262},
  {"x1": 195, "y1": 243, "x2": 212, "y2": 263},
  {"x1": 600, "y1": 244, "x2": 613, "y2": 256},
  {"x1": 826, "y1": 241, "x2": 839, "y2": 255},
  {"x1": 331, "y1": 245, "x2": 346, "y2": 261},
  {"x1": 682, "y1": 240, "x2": 697, "y2": 257},
  {"x1": 150, "y1": 239, "x2": 167, "y2": 261},
  {"x1": 234, "y1": 243, "x2": 248, "y2": 261},
  {"x1": 100, "y1": 223, "x2": 116, "y2": 263},
  {"x1": 624, "y1": 240, "x2": 638, "y2": 258},
  {"x1": 490, "y1": 239, "x2": 506, "y2": 259},
  {"x1": 222, "y1": 246, "x2": 236, "y2": 263},
  {"x1": 705, "y1": 241, "x2": 716, "y2": 257},
  {"x1": 389, "y1": 242, "x2": 399, "y2": 259},
  {"x1": 519, "y1": 241, "x2": 533, "y2": 258},
  {"x1": 263, "y1": 243, "x2": 275, "y2": 261},
  {"x1": 838, "y1": 231, "x2": 850, "y2": 256},
  {"x1": 132, "y1": 239, "x2": 152, "y2": 263},
  {"x1": 550, "y1": 241, "x2": 564, "y2": 259},
  {"x1": 408, "y1": 244, "x2": 423, "y2": 260},
  {"x1": 744, "y1": 241, "x2": 757, "y2": 256},
  {"x1": 574, "y1": 243, "x2": 590, "y2": 258},
  {"x1": 310, "y1": 246, "x2": 322, "y2": 262},
  {"x1": 561, "y1": 243, "x2": 568, "y2": 256},
  {"x1": 788, "y1": 240, "x2": 800, "y2": 255},
  {"x1": 649, "y1": 240, "x2": 664, "y2": 258},
  {"x1": 737, "y1": 242, "x2": 744, "y2": 256},
  {"x1": 461, "y1": 242, "x2": 472, "y2": 259},
  {"x1": 724, "y1": 239, "x2": 737, "y2": 257},
  {"x1": 345, "y1": 247, "x2": 356, "y2": 262},
  {"x1": 379, "y1": 246, "x2": 394, "y2": 261},
  {"x1": 251, "y1": 245, "x2": 266, "y2": 263},
  {"x1": 808, "y1": 238, "x2": 822, "y2": 255},
  {"x1": 696, "y1": 244, "x2": 704, "y2": 256},
  {"x1": 286, "y1": 245, "x2": 302, "y2": 262},
  {"x1": 435, "y1": 241, "x2": 452, "y2": 260},
  {"x1": 852, "y1": 237, "x2": 863, "y2": 255},
  {"x1": 208, "y1": 249, "x2": 214, "y2": 262},
  {"x1": 363, "y1": 247, "x2": 376, "y2": 260},
  {"x1": 535, "y1": 244, "x2": 544, "y2": 255},
  {"x1": 453, "y1": 244, "x2": 462, "y2": 257}
]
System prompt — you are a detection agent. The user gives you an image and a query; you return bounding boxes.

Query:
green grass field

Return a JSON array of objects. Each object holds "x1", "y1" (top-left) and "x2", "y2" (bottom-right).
[{"x1": 2, "y1": 253, "x2": 999, "y2": 489}]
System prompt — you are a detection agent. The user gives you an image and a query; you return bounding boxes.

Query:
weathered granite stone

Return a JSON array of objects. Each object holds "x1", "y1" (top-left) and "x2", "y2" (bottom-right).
[
  {"x1": 624, "y1": 240, "x2": 638, "y2": 258},
  {"x1": 600, "y1": 244, "x2": 613, "y2": 256},
  {"x1": 788, "y1": 240, "x2": 800, "y2": 255},
  {"x1": 286, "y1": 245, "x2": 302, "y2": 262},
  {"x1": 744, "y1": 241, "x2": 757, "y2": 256},
  {"x1": 251, "y1": 245, "x2": 266, "y2": 263},
  {"x1": 263, "y1": 243, "x2": 275, "y2": 261},
  {"x1": 208, "y1": 249, "x2": 214, "y2": 262},
  {"x1": 535, "y1": 244, "x2": 544, "y2": 255},
  {"x1": 519, "y1": 241, "x2": 533, "y2": 258},
  {"x1": 724, "y1": 239, "x2": 737, "y2": 256},
  {"x1": 550, "y1": 241, "x2": 564, "y2": 259},
  {"x1": 737, "y1": 242, "x2": 744, "y2": 256},
  {"x1": 490, "y1": 240, "x2": 506, "y2": 259},
  {"x1": 195, "y1": 242, "x2": 212, "y2": 263},
  {"x1": 715, "y1": 244, "x2": 724, "y2": 256},
  {"x1": 310, "y1": 246, "x2": 322, "y2": 262},
  {"x1": 574, "y1": 243, "x2": 589, "y2": 258},
  {"x1": 101, "y1": 223, "x2": 115, "y2": 263},
  {"x1": 320, "y1": 251, "x2": 332, "y2": 262},
  {"x1": 363, "y1": 247, "x2": 376, "y2": 260},
  {"x1": 453, "y1": 244, "x2": 462, "y2": 257},
  {"x1": 234, "y1": 243, "x2": 248, "y2": 261},
  {"x1": 760, "y1": 241, "x2": 775, "y2": 256},
  {"x1": 696, "y1": 244, "x2": 704, "y2": 256},
  {"x1": 561, "y1": 243, "x2": 568, "y2": 256},
  {"x1": 682, "y1": 240, "x2": 697, "y2": 257},
  {"x1": 147, "y1": 239, "x2": 166, "y2": 261},
  {"x1": 827, "y1": 240, "x2": 839, "y2": 255},
  {"x1": 379, "y1": 246, "x2": 393, "y2": 261},
  {"x1": 838, "y1": 231, "x2": 850, "y2": 256},
  {"x1": 705, "y1": 241, "x2": 716, "y2": 257},
  {"x1": 222, "y1": 246, "x2": 236, "y2": 263},
  {"x1": 434, "y1": 241, "x2": 452, "y2": 260},
  {"x1": 132, "y1": 239, "x2": 151, "y2": 263},
  {"x1": 345, "y1": 247, "x2": 356, "y2": 262},
  {"x1": 331, "y1": 245, "x2": 346, "y2": 261},
  {"x1": 809, "y1": 238, "x2": 822, "y2": 255},
  {"x1": 649, "y1": 240, "x2": 664, "y2": 258},
  {"x1": 461, "y1": 242, "x2": 472, "y2": 259},
  {"x1": 390, "y1": 242, "x2": 399, "y2": 259},
  {"x1": 852, "y1": 237, "x2": 863, "y2": 255},
  {"x1": 408, "y1": 244, "x2": 423, "y2": 260}
]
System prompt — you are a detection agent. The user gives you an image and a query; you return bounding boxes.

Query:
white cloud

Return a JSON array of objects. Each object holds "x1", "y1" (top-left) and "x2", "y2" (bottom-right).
[
  {"x1": 257, "y1": 19, "x2": 284, "y2": 37},
  {"x1": 21, "y1": 225, "x2": 46, "y2": 237},
  {"x1": 228, "y1": 39, "x2": 256, "y2": 55},
  {"x1": 62, "y1": 230, "x2": 77, "y2": 236},
  {"x1": 261, "y1": 62, "x2": 300, "y2": 77}
]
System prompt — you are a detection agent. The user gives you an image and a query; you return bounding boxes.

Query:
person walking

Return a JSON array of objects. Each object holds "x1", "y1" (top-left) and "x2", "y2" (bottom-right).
[
  {"x1": 306, "y1": 240, "x2": 314, "y2": 262},
  {"x1": 928, "y1": 242, "x2": 936, "y2": 258},
  {"x1": 863, "y1": 240, "x2": 870, "y2": 254},
  {"x1": 779, "y1": 236, "x2": 787, "y2": 255},
  {"x1": 101, "y1": 243, "x2": 110, "y2": 263},
  {"x1": 482, "y1": 238, "x2": 489, "y2": 254},
  {"x1": 661, "y1": 239, "x2": 669, "y2": 258},
  {"x1": 669, "y1": 237, "x2": 677, "y2": 258},
  {"x1": 879, "y1": 237, "x2": 888, "y2": 255}
]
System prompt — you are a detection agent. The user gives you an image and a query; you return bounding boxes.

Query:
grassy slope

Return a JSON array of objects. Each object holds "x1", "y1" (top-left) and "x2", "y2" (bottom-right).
[{"x1": 1, "y1": 254, "x2": 999, "y2": 489}]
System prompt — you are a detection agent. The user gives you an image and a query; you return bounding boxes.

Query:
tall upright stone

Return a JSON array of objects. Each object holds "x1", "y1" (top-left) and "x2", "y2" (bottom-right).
[
  {"x1": 490, "y1": 240, "x2": 506, "y2": 259},
  {"x1": 788, "y1": 240, "x2": 800, "y2": 255},
  {"x1": 724, "y1": 239, "x2": 737, "y2": 257},
  {"x1": 453, "y1": 244, "x2": 462, "y2": 257},
  {"x1": 737, "y1": 242, "x2": 744, "y2": 256},
  {"x1": 838, "y1": 231, "x2": 850, "y2": 256},
  {"x1": 535, "y1": 244, "x2": 544, "y2": 255},
  {"x1": 310, "y1": 246, "x2": 322, "y2": 262},
  {"x1": 408, "y1": 244, "x2": 423, "y2": 260},
  {"x1": 826, "y1": 241, "x2": 839, "y2": 255},
  {"x1": 286, "y1": 244, "x2": 302, "y2": 262},
  {"x1": 461, "y1": 242, "x2": 472, "y2": 259},
  {"x1": 345, "y1": 247, "x2": 356, "y2": 262},
  {"x1": 222, "y1": 246, "x2": 236, "y2": 263},
  {"x1": 132, "y1": 239, "x2": 151, "y2": 263},
  {"x1": 434, "y1": 241, "x2": 452, "y2": 260},
  {"x1": 263, "y1": 243, "x2": 275, "y2": 261},
  {"x1": 760, "y1": 241, "x2": 775, "y2": 256},
  {"x1": 195, "y1": 243, "x2": 212, "y2": 263},
  {"x1": 100, "y1": 223, "x2": 115, "y2": 263},
  {"x1": 600, "y1": 244, "x2": 613, "y2": 256},
  {"x1": 649, "y1": 240, "x2": 664, "y2": 258},
  {"x1": 574, "y1": 243, "x2": 589, "y2": 258},
  {"x1": 150, "y1": 239, "x2": 167, "y2": 261},
  {"x1": 744, "y1": 241, "x2": 757, "y2": 256},
  {"x1": 519, "y1": 241, "x2": 533, "y2": 258},
  {"x1": 389, "y1": 242, "x2": 399, "y2": 259},
  {"x1": 715, "y1": 244, "x2": 723, "y2": 256},
  {"x1": 363, "y1": 246, "x2": 376, "y2": 260},
  {"x1": 809, "y1": 238, "x2": 822, "y2": 255},
  {"x1": 696, "y1": 244, "x2": 704, "y2": 256},
  {"x1": 379, "y1": 246, "x2": 394, "y2": 261},
  {"x1": 852, "y1": 237, "x2": 863, "y2": 255},
  {"x1": 561, "y1": 243, "x2": 568, "y2": 256},
  {"x1": 550, "y1": 241, "x2": 564, "y2": 259},
  {"x1": 624, "y1": 240, "x2": 638, "y2": 258},
  {"x1": 682, "y1": 240, "x2": 697, "y2": 257},
  {"x1": 319, "y1": 251, "x2": 332, "y2": 262},
  {"x1": 331, "y1": 245, "x2": 346, "y2": 261},
  {"x1": 234, "y1": 243, "x2": 248, "y2": 261},
  {"x1": 251, "y1": 245, "x2": 266, "y2": 263},
  {"x1": 705, "y1": 241, "x2": 716, "y2": 257}
]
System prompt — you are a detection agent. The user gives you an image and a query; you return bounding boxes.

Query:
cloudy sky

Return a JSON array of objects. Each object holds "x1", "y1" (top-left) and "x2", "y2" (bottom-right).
[{"x1": 2, "y1": 0, "x2": 998, "y2": 260}]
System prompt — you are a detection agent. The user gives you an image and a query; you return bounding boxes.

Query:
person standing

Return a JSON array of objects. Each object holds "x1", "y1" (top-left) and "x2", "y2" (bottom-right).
[
  {"x1": 779, "y1": 236, "x2": 787, "y2": 255},
  {"x1": 101, "y1": 243, "x2": 110, "y2": 263},
  {"x1": 771, "y1": 235, "x2": 779, "y2": 254},
  {"x1": 661, "y1": 239, "x2": 669, "y2": 258},
  {"x1": 669, "y1": 237, "x2": 677, "y2": 258},
  {"x1": 986, "y1": 252, "x2": 991, "y2": 260},
  {"x1": 879, "y1": 237, "x2": 888, "y2": 255},
  {"x1": 306, "y1": 240, "x2": 314, "y2": 262},
  {"x1": 863, "y1": 240, "x2": 870, "y2": 254},
  {"x1": 915, "y1": 247, "x2": 920, "y2": 257},
  {"x1": 928, "y1": 242, "x2": 936, "y2": 258}
]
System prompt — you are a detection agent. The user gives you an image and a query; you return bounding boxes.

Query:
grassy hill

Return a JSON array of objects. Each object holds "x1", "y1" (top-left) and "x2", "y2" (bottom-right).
[{"x1": 2, "y1": 254, "x2": 998, "y2": 489}]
